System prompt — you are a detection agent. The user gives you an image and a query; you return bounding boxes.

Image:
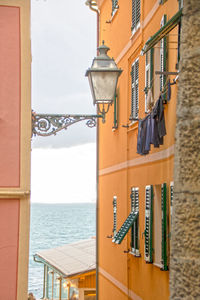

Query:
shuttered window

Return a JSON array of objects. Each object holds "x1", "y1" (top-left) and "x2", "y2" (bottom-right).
[
  {"x1": 170, "y1": 182, "x2": 174, "y2": 226},
  {"x1": 131, "y1": 187, "x2": 140, "y2": 256},
  {"x1": 161, "y1": 183, "x2": 168, "y2": 270},
  {"x1": 144, "y1": 185, "x2": 153, "y2": 263},
  {"x1": 113, "y1": 196, "x2": 117, "y2": 237},
  {"x1": 112, "y1": 0, "x2": 118, "y2": 14},
  {"x1": 160, "y1": 15, "x2": 167, "y2": 99},
  {"x1": 130, "y1": 58, "x2": 139, "y2": 120},
  {"x1": 144, "y1": 49, "x2": 154, "y2": 113},
  {"x1": 132, "y1": 0, "x2": 141, "y2": 33}
]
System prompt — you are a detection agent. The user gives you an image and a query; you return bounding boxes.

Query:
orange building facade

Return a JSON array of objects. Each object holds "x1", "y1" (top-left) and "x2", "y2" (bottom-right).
[
  {"x1": 0, "y1": 1, "x2": 31, "y2": 299},
  {"x1": 96, "y1": 0, "x2": 182, "y2": 299}
]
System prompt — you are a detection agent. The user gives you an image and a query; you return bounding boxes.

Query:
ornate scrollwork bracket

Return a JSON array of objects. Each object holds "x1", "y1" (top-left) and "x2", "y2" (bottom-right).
[{"x1": 32, "y1": 112, "x2": 102, "y2": 137}]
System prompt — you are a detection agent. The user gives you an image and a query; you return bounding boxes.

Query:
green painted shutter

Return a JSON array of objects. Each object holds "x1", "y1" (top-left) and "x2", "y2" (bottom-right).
[
  {"x1": 170, "y1": 182, "x2": 174, "y2": 226},
  {"x1": 131, "y1": 188, "x2": 140, "y2": 256},
  {"x1": 160, "y1": 15, "x2": 167, "y2": 100},
  {"x1": 113, "y1": 94, "x2": 118, "y2": 129},
  {"x1": 130, "y1": 59, "x2": 139, "y2": 120},
  {"x1": 113, "y1": 196, "x2": 117, "y2": 237},
  {"x1": 132, "y1": 0, "x2": 140, "y2": 32},
  {"x1": 161, "y1": 183, "x2": 168, "y2": 270},
  {"x1": 113, "y1": 211, "x2": 138, "y2": 244},
  {"x1": 144, "y1": 185, "x2": 153, "y2": 263}
]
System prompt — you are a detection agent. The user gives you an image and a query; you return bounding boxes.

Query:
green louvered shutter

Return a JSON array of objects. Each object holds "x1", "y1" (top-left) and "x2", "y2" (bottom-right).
[
  {"x1": 131, "y1": 188, "x2": 140, "y2": 256},
  {"x1": 160, "y1": 15, "x2": 167, "y2": 100},
  {"x1": 144, "y1": 185, "x2": 153, "y2": 263},
  {"x1": 130, "y1": 59, "x2": 139, "y2": 120},
  {"x1": 161, "y1": 183, "x2": 168, "y2": 270},
  {"x1": 113, "y1": 211, "x2": 138, "y2": 244},
  {"x1": 132, "y1": 0, "x2": 140, "y2": 32},
  {"x1": 144, "y1": 48, "x2": 154, "y2": 113},
  {"x1": 170, "y1": 182, "x2": 174, "y2": 226},
  {"x1": 113, "y1": 196, "x2": 117, "y2": 237},
  {"x1": 113, "y1": 94, "x2": 118, "y2": 129}
]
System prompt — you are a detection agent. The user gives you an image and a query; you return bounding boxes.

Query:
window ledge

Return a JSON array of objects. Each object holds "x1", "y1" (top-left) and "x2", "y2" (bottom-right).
[
  {"x1": 127, "y1": 120, "x2": 139, "y2": 132},
  {"x1": 130, "y1": 250, "x2": 141, "y2": 257},
  {"x1": 153, "y1": 262, "x2": 163, "y2": 269},
  {"x1": 130, "y1": 23, "x2": 140, "y2": 40}
]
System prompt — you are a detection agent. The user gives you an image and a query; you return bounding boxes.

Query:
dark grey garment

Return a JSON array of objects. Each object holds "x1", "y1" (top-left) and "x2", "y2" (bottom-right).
[
  {"x1": 153, "y1": 96, "x2": 166, "y2": 139},
  {"x1": 137, "y1": 120, "x2": 143, "y2": 154},
  {"x1": 137, "y1": 117, "x2": 149, "y2": 155},
  {"x1": 145, "y1": 115, "x2": 151, "y2": 152}
]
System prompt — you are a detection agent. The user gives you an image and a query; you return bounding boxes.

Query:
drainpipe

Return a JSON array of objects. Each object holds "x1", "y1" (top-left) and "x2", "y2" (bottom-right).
[{"x1": 85, "y1": 2, "x2": 100, "y2": 300}]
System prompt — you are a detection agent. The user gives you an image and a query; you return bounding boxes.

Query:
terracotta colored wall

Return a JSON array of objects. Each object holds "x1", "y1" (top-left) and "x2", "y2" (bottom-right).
[
  {"x1": 0, "y1": 1, "x2": 31, "y2": 300},
  {"x1": 0, "y1": 6, "x2": 20, "y2": 187},
  {"x1": 0, "y1": 199, "x2": 19, "y2": 299},
  {"x1": 97, "y1": 0, "x2": 179, "y2": 299}
]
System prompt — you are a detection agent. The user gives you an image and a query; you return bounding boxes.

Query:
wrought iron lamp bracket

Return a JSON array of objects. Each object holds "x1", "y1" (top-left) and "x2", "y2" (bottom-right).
[{"x1": 32, "y1": 112, "x2": 103, "y2": 137}]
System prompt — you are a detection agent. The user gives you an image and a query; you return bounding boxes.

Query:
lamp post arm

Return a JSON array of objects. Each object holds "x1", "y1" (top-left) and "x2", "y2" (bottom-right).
[{"x1": 32, "y1": 112, "x2": 103, "y2": 137}]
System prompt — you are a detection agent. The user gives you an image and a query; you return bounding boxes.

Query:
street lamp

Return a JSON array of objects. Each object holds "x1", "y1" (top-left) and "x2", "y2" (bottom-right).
[
  {"x1": 32, "y1": 41, "x2": 122, "y2": 137},
  {"x1": 85, "y1": 41, "x2": 122, "y2": 123}
]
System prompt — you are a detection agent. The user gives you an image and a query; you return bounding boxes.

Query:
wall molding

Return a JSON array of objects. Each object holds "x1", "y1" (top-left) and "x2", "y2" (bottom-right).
[
  {"x1": 99, "y1": 267, "x2": 143, "y2": 300},
  {"x1": 99, "y1": 145, "x2": 174, "y2": 176}
]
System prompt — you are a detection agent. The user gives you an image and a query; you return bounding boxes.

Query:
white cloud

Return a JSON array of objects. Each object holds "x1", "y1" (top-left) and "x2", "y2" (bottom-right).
[
  {"x1": 31, "y1": 0, "x2": 97, "y2": 147},
  {"x1": 31, "y1": 143, "x2": 96, "y2": 203}
]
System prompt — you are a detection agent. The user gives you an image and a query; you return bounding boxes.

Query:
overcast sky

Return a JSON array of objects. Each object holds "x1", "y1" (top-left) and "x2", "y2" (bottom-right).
[{"x1": 31, "y1": 0, "x2": 97, "y2": 148}]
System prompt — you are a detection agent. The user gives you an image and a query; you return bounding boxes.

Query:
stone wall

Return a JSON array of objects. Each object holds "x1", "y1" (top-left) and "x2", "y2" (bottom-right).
[{"x1": 170, "y1": 0, "x2": 200, "y2": 299}]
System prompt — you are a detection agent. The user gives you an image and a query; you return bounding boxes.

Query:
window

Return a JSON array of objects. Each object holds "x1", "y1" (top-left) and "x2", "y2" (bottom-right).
[
  {"x1": 144, "y1": 49, "x2": 154, "y2": 113},
  {"x1": 113, "y1": 196, "x2": 117, "y2": 237},
  {"x1": 130, "y1": 58, "x2": 139, "y2": 120},
  {"x1": 112, "y1": 0, "x2": 118, "y2": 15},
  {"x1": 131, "y1": 187, "x2": 140, "y2": 256},
  {"x1": 144, "y1": 185, "x2": 153, "y2": 263},
  {"x1": 132, "y1": 0, "x2": 140, "y2": 34}
]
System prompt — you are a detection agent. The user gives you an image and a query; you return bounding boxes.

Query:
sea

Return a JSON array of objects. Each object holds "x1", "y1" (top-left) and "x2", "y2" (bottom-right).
[{"x1": 28, "y1": 203, "x2": 96, "y2": 298}]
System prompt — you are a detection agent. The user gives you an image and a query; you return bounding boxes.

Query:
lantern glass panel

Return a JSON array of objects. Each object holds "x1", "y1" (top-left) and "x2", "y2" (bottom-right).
[{"x1": 89, "y1": 71, "x2": 119, "y2": 104}]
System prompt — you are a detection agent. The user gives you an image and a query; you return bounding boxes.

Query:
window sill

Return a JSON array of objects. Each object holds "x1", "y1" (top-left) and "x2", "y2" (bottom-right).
[
  {"x1": 130, "y1": 23, "x2": 140, "y2": 40},
  {"x1": 153, "y1": 262, "x2": 163, "y2": 269},
  {"x1": 130, "y1": 250, "x2": 141, "y2": 257},
  {"x1": 127, "y1": 120, "x2": 139, "y2": 132}
]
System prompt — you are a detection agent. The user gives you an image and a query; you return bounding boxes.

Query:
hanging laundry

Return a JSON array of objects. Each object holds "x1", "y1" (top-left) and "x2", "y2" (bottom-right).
[
  {"x1": 137, "y1": 97, "x2": 167, "y2": 156},
  {"x1": 167, "y1": 79, "x2": 171, "y2": 101}
]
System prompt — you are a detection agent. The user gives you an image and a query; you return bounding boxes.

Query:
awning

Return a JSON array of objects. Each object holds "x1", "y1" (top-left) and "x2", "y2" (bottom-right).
[
  {"x1": 141, "y1": 9, "x2": 182, "y2": 55},
  {"x1": 113, "y1": 211, "x2": 138, "y2": 244},
  {"x1": 34, "y1": 238, "x2": 96, "y2": 278}
]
